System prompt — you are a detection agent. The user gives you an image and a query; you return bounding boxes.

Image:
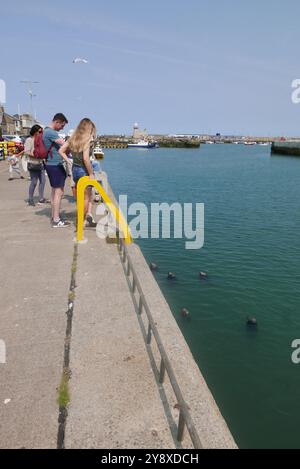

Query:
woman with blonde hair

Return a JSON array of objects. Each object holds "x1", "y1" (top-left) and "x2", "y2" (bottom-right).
[{"x1": 59, "y1": 118, "x2": 97, "y2": 226}]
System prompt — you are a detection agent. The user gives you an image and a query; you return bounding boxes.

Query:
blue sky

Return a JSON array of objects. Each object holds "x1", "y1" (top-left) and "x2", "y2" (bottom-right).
[{"x1": 2, "y1": 0, "x2": 300, "y2": 136}]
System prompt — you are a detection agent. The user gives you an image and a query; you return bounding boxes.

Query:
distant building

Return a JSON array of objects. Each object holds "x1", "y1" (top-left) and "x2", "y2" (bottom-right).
[
  {"x1": 19, "y1": 113, "x2": 37, "y2": 135},
  {"x1": 133, "y1": 122, "x2": 147, "y2": 141},
  {"x1": 0, "y1": 106, "x2": 16, "y2": 134},
  {"x1": 0, "y1": 106, "x2": 38, "y2": 136},
  {"x1": 13, "y1": 114, "x2": 22, "y2": 134},
  {"x1": 168, "y1": 134, "x2": 200, "y2": 139}
]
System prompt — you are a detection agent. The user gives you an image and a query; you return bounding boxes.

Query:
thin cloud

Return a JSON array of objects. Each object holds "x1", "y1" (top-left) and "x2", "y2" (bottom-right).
[
  {"x1": 76, "y1": 39, "x2": 203, "y2": 68},
  {"x1": 2, "y1": 1, "x2": 200, "y2": 55}
]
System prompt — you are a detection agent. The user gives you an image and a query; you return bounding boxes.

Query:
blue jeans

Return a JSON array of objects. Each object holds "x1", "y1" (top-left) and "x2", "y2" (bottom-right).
[
  {"x1": 29, "y1": 169, "x2": 46, "y2": 201},
  {"x1": 72, "y1": 165, "x2": 88, "y2": 183}
]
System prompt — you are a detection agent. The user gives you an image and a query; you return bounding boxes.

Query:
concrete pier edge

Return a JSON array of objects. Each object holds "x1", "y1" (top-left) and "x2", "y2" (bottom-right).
[{"x1": 0, "y1": 163, "x2": 237, "y2": 449}]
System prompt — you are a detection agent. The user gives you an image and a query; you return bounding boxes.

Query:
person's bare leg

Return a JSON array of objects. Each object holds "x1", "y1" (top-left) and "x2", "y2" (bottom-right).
[
  {"x1": 84, "y1": 188, "x2": 97, "y2": 227},
  {"x1": 51, "y1": 188, "x2": 55, "y2": 219},
  {"x1": 53, "y1": 187, "x2": 64, "y2": 222},
  {"x1": 84, "y1": 187, "x2": 92, "y2": 218},
  {"x1": 87, "y1": 190, "x2": 93, "y2": 219}
]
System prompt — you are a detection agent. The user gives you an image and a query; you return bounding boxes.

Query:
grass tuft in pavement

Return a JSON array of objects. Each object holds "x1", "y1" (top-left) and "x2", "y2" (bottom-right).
[{"x1": 57, "y1": 370, "x2": 70, "y2": 408}]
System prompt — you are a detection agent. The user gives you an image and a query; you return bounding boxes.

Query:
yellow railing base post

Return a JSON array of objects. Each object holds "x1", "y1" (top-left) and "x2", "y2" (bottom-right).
[
  {"x1": 73, "y1": 236, "x2": 88, "y2": 245},
  {"x1": 76, "y1": 177, "x2": 132, "y2": 244}
]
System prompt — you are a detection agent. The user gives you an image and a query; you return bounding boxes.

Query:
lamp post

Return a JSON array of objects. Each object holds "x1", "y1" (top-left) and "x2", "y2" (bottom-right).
[{"x1": 20, "y1": 81, "x2": 39, "y2": 119}]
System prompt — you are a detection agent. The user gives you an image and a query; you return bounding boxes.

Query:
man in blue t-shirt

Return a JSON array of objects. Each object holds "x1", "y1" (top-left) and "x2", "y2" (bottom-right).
[{"x1": 43, "y1": 113, "x2": 70, "y2": 228}]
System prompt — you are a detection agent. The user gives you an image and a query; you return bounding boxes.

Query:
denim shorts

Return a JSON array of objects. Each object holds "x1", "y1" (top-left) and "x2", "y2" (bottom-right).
[{"x1": 72, "y1": 165, "x2": 88, "y2": 183}]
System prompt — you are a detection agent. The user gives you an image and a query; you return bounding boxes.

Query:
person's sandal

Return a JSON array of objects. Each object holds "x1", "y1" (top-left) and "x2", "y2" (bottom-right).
[{"x1": 86, "y1": 214, "x2": 97, "y2": 228}]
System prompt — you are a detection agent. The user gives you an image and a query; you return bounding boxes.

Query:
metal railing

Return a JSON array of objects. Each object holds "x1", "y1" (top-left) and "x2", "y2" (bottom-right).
[
  {"x1": 117, "y1": 236, "x2": 202, "y2": 449},
  {"x1": 76, "y1": 176, "x2": 132, "y2": 244}
]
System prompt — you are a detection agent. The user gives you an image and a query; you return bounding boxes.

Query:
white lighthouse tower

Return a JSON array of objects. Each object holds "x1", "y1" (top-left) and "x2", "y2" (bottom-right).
[
  {"x1": 132, "y1": 122, "x2": 148, "y2": 142},
  {"x1": 133, "y1": 122, "x2": 141, "y2": 141}
]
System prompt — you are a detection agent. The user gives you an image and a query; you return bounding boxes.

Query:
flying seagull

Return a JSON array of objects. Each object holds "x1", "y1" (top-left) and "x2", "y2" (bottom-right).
[{"x1": 73, "y1": 58, "x2": 88, "y2": 64}]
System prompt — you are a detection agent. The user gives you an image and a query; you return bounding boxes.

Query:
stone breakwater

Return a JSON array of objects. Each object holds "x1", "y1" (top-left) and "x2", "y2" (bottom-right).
[
  {"x1": 271, "y1": 141, "x2": 300, "y2": 156},
  {"x1": 98, "y1": 136, "x2": 200, "y2": 149}
]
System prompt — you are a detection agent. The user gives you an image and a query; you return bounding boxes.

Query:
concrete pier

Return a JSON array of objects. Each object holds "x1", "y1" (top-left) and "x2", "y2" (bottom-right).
[
  {"x1": 98, "y1": 136, "x2": 201, "y2": 149},
  {"x1": 271, "y1": 141, "x2": 300, "y2": 156},
  {"x1": 0, "y1": 161, "x2": 236, "y2": 449}
]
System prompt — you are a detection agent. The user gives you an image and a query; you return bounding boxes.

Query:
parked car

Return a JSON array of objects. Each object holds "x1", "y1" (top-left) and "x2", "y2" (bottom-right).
[{"x1": 2, "y1": 134, "x2": 23, "y2": 143}]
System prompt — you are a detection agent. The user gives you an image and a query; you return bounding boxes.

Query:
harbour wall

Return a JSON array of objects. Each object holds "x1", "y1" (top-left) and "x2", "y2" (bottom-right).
[
  {"x1": 98, "y1": 136, "x2": 200, "y2": 149},
  {"x1": 271, "y1": 142, "x2": 300, "y2": 156}
]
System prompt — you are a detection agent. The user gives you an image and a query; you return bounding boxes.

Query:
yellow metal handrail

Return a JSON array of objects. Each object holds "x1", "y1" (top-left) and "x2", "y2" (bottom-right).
[{"x1": 76, "y1": 176, "x2": 132, "y2": 244}]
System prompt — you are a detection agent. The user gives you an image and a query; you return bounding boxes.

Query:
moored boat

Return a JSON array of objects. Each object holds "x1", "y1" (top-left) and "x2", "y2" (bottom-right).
[
  {"x1": 128, "y1": 139, "x2": 158, "y2": 148},
  {"x1": 93, "y1": 144, "x2": 104, "y2": 159}
]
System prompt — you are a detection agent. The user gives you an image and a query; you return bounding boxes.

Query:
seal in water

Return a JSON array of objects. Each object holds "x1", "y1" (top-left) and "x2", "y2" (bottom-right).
[
  {"x1": 246, "y1": 317, "x2": 257, "y2": 327},
  {"x1": 167, "y1": 272, "x2": 176, "y2": 280},
  {"x1": 199, "y1": 272, "x2": 207, "y2": 279}
]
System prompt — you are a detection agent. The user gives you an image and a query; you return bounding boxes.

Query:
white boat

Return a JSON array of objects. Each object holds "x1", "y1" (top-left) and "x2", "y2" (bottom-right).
[
  {"x1": 259, "y1": 142, "x2": 270, "y2": 146},
  {"x1": 244, "y1": 141, "x2": 256, "y2": 146},
  {"x1": 206, "y1": 141, "x2": 214, "y2": 144},
  {"x1": 128, "y1": 139, "x2": 157, "y2": 148},
  {"x1": 93, "y1": 145, "x2": 104, "y2": 159}
]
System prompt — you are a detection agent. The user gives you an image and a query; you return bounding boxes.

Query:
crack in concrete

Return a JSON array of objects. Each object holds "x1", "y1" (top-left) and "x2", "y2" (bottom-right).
[{"x1": 57, "y1": 242, "x2": 78, "y2": 449}]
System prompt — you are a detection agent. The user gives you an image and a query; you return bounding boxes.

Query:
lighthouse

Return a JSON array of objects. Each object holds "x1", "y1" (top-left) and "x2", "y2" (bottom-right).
[
  {"x1": 133, "y1": 122, "x2": 147, "y2": 141},
  {"x1": 133, "y1": 122, "x2": 140, "y2": 141}
]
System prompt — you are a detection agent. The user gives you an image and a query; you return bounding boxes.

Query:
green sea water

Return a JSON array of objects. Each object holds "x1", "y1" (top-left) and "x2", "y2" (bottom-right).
[{"x1": 103, "y1": 144, "x2": 300, "y2": 449}]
